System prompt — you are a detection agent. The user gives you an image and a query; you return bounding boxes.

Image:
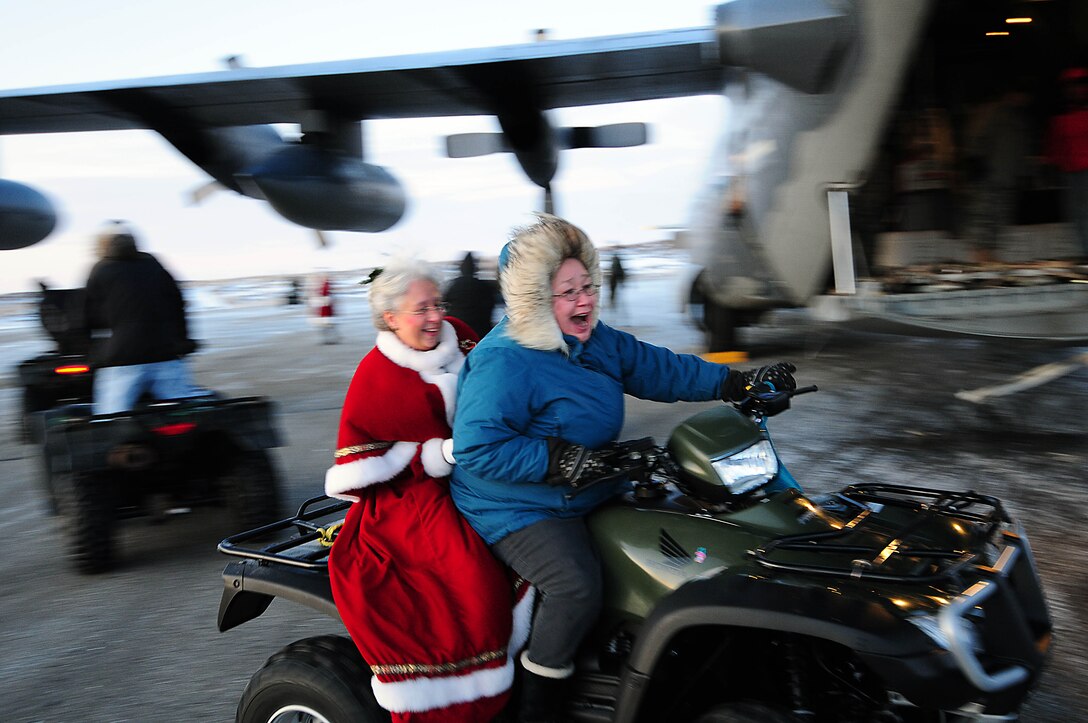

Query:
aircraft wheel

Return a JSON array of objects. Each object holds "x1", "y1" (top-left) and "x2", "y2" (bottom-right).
[
  {"x1": 704, "y1": 298, "x2": 739, "y2": 352},
  {"x1": 236, "y1": 635, "x2": 388, "y2": 723}
]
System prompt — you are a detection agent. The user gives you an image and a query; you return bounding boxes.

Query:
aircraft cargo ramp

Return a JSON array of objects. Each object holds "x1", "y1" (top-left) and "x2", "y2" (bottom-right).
[{"x1": 813, "y1": 225, "x2": 1088, "y2": 341}]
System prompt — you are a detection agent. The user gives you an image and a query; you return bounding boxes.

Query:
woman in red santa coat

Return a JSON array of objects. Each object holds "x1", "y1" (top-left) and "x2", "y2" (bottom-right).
[{"x1": 325, "y1": 259, "x2": 532, "y2": 723}]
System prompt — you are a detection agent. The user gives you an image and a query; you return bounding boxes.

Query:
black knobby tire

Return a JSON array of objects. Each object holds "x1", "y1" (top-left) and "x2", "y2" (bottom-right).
[
  {"x1": 57, "y1": 471, "x2": 116, "y2": 574},
  {"x1": 39, "y1": 447, "x2": 59, "y2": 516},
  {"x1": 222, "y1": 449, "x2": 283, "y2": 530},
  {"x1": 705, "y1": 299, "x2": 739, "y2": 353},
  {"x1": 695, "y1": 700, "x2": 799, "y2": 723},
  {"x1": 236, "y1": 635, "x2": 388, "y2": 723}
]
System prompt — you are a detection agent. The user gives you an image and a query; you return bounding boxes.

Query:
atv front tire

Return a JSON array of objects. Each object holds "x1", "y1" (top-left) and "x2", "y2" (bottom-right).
[
  {"x1": 236, "y1": 635, "x2": 387, "y2": 723},
  {"x1": 56, "y1": 471, "x2": 116, "y2": 574},
  {"x1": 222, "y1": 450, "x2": 282, "y2": 530}
]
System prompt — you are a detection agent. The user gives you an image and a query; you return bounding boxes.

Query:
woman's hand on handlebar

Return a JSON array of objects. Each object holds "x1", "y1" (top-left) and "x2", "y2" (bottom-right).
[{"x1": 721, "y1": 361, "x2": 797, "y2": 403}]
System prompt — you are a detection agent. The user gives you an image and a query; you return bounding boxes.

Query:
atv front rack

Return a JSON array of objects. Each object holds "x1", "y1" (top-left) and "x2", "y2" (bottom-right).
[
  {"x1": 752, "y1": 483, "x2": 1051, "y2": 694},
  {"x1": 750, "y1": 483, "x2": 1008, "y2": 583},
  {"x1": 218, "y1": 495, "x2": 350, "y2": 570}
]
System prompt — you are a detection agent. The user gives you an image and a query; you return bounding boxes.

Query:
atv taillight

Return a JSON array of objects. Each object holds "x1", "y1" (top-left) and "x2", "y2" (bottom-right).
[
  {"x1": 153, "y1": 422, "x2": 197, "y2": 436},
  {"x1": 54, "y1": 364, "x2": 90, "y2": 375}
]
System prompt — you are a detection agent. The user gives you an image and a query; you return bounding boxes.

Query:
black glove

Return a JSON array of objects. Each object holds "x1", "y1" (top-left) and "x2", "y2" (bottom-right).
[
  {"x1": 545, "y1": 438, "x2": 612, "y2": 488},
  {"x1": 720, "y1": 370, "x2": 749, "y2": 402},
  {"x1": 745, "y1": 362, "x2": 797, "y2": 392}
]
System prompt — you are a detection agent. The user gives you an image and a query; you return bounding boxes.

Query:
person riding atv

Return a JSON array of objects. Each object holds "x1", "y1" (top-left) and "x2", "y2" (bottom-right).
[
  {"x1": 84, "y1": 221, "x2": 206, "y2": 414},
  {"x1": 217, "y1": 375, "x2": 1052, "y2": 722},
  {"x1": 31, "y1": 223, "x2": 284, "y2": 574}
]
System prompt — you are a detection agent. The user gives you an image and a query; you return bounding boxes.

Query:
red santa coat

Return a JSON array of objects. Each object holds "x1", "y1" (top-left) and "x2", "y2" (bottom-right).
[
  {"x1": 310, "y1": 276, "x2": 335, "y2": 322},
  {"x1": 325, "y1": 318, "x2": 532, "y2": 722}
]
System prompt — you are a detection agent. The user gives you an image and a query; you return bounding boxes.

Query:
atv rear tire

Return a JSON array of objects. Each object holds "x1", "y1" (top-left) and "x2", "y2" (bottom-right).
[
  {"x1": 222, "y1": 450, "x2": 282, "y2": 530},
  {"x1": 695, "y1": 700, "x2": 799, "y2": 722},
  {"x1": 57, "y1": 471, "x2": 116, "y2": 574},
  {"x1": 39, "y1": 447, "x2": 59, "y2": 516},
  {"x1": 236, "y1": 635, "x2": 387, "y2": 723}
]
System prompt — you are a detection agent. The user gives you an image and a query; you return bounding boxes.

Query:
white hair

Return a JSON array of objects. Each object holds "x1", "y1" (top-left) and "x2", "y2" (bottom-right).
[{"x1": 368, "y1": 258, "x2": 441, "y2": 331}]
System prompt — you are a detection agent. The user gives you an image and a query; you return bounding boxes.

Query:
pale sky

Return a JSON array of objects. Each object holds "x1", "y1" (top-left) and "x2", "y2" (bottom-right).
[{"x1": 0, "y1": 0, "x2": 727, "y2": 294}]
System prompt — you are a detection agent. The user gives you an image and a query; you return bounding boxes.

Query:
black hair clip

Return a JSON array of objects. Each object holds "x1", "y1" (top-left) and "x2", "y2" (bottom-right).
[{"x1": 359, "y1": 267, "x2": 384, "y2": 285}]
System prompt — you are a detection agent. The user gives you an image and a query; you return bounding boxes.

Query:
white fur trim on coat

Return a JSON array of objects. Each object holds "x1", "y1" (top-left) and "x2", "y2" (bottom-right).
[
  {"x1": 324, "y1": 441, "x2": 418, "y2": 501},
  {"x1": 370, "y1": 585, "x2": 537, "y2": 713},
  {"x1": 376, "y1": 321, "x2": 465, "y2": 423},
  {"x1": 509, "y1": 585, "x2": 535, "y2": 656},
  {"x1": 420, "y1": 437, "x2": 454, "y2": 478},
  {"x1": 371, "y1": 653, "x2": 514, "y2": 713},
  {"x1": 500, "y1": 215, "x2": 601, "y2": 354}
]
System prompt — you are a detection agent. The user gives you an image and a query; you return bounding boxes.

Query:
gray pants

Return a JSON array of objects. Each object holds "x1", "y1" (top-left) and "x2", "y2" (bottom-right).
[{"x1": 492, "y1": 516, "x2": 603, "y2": 673}]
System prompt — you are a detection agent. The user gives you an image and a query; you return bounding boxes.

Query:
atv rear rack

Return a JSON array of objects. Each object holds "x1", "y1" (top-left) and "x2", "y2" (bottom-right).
[
  {"x1": 750, "y1": 483, "x2": 1008, "y2": 583},
  {"x1": 218, "y1": 495, "x2": 350, "y2": 570}
]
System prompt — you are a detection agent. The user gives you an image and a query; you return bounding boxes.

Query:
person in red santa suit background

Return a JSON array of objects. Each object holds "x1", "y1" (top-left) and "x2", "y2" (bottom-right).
[
  {"x1": 325, "y1": 258, "x2": 532, "y2": 723},
  {"x1": 309, "y1": 269, "x2": 340, "y2": 344}
]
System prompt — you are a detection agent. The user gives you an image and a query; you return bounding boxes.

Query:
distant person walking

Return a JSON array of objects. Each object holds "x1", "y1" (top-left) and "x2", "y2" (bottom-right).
[
  {"x1": 309, "y1": 271, "x2": 339, "y2": 344},
  {"x1": 84, "y1": 222, "x2": 204, "y2": 414},
  {"x1": 1045, "y1": 67, "x2": 1088, "y2": 258},
  {"x1": 444, "y1": 252, "x2": 499, "y2": 337},
  {"x1": 607, "y1": 252, "x2": 627, "y2": 308}
]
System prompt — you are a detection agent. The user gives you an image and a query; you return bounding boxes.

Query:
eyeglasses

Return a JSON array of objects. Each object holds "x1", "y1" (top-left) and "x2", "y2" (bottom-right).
[
  {"x1": 552, "y1": 284, "x2": 600, "y2": 302},
  {"x1": 401, "y1": 302, "x2": 449, "y2": 316}
]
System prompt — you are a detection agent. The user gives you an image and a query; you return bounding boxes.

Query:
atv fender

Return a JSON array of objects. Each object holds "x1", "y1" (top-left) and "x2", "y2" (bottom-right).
[
  {"x1": 218, "y1": 558, "x2": 340, "y2": 633},
  {"x1": 612, "y1": 572, "x2": 933, "y2": 722}
]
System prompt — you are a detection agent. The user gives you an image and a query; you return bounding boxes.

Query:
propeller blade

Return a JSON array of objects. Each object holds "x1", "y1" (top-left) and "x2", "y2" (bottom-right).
[
  {"x1": 446, "y1": 133, "x2": 508, "y2": 158},
  {"x1": 562, "y1": 123, "x2": 648, "y2": 150}
]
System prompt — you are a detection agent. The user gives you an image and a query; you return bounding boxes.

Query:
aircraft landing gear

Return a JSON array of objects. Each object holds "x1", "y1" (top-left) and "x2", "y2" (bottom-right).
[
  {"x1": 688, "y1": 271, "x2": 741, "y2": 352},
  {"x1": 704, "y1": 299, "x2": 739, "y2": 353}
]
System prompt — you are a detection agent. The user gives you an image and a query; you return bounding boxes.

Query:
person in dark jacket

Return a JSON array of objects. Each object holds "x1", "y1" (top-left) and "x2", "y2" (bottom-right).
[
  {"x1": 443, "y1": 252, "x2": 499, "y2": 337},
  {"x1": 450, "y1": 214, "x2": 796, "y2": 722},
  {"x1": 84, "y1": 223, "x2": 204, "y2": 414}
]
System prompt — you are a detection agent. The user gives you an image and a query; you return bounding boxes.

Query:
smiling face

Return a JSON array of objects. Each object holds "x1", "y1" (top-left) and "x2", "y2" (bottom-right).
[
  {"x1": 551, "y1": 257, "x2": 597, "y2": 343},
  {"x1": 383, "y1": 278, "x2": 445, "y2": 351}
]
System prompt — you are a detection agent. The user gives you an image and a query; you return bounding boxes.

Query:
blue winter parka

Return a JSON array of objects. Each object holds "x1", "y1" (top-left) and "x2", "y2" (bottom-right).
[{"x1": 450, "y1": 318, "x2": 730, "y2": 545}]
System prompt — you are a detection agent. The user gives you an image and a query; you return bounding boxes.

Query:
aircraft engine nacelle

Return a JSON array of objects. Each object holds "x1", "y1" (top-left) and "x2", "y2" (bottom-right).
[
  {"x1": 244, "y1": 145, "x2": 407, "y2": 232},
  {"x1": 0, "y1": 179, "x2": 58, "y2": 250}
]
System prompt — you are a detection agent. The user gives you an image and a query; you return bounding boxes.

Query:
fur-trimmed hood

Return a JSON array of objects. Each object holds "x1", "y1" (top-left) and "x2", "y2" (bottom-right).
[{"x1": 499, "y1": 215, "x2": 601, "y2": 354}]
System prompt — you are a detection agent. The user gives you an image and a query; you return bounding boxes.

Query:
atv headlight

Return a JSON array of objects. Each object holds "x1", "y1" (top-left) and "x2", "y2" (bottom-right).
[{"x1": 709, "y1": 440, "x2": 779, "y2": 494}]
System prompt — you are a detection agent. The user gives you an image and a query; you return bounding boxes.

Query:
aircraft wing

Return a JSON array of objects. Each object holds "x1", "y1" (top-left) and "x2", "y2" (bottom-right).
[{"x1": 0, "y1": 27, "x2": 722, "y2": 134}]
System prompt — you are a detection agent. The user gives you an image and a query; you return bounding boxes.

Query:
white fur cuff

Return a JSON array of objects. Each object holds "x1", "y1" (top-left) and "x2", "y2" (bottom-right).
[
  {"x1": 324, "y1": 441, "x2": 418, "y2": 500},
  {"x1": 421, "y1": 437, "x2": 454, "y2": 478}
]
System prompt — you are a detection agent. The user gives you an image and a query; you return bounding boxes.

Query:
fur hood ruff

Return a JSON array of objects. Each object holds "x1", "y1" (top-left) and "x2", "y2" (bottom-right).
[{"x1": 499, "y1": 215, "x2": 602, "y2": 354}]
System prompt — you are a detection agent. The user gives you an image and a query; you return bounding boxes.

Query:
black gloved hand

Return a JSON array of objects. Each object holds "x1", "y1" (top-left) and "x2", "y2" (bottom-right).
[
  {"x1": 545, "y1": 438, "x2": 612, "y2": 488},
  {"x1": 720, "y1": 370, "x2": 749, "y2": 402},
  {"x1": 744, "y1": 362, "x2": 797, "y2": 392}
]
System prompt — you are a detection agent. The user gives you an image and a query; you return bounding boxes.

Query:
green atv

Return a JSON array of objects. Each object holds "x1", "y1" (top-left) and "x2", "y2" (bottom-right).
[{"x1": 216, "y1": 382, "x2": 1051, "y2": 722}]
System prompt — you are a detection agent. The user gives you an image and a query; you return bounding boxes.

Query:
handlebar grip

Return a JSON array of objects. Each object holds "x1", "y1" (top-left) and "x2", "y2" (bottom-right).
[{"x1": 792, "y1": 385, "x2": 818, "y2": 395}]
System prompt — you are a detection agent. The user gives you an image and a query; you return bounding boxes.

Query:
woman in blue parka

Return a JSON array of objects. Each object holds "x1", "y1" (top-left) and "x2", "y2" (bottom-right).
[{"x1": 450, "y1": 214, "x2": 794, "y2": 723}]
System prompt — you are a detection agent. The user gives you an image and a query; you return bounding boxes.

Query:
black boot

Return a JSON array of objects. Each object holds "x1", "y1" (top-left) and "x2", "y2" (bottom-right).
[{"x1": 518, "y1": 668, "x2": 569, "y2": 723}]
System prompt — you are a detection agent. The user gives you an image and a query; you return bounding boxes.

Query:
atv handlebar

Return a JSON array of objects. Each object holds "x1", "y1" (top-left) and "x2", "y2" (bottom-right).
[{"x1": 737, "y1": 382, "x2": 817, "y2": 418}]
